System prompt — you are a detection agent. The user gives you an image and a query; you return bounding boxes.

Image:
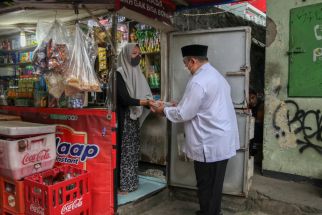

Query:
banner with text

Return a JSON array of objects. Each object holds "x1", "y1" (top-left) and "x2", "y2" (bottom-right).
[
  {"x1": 115, "y1": 0, "x2": 175, "y2": 24},
  {"x1": 0, "y1": 107, "x2": 116, "y2": 215}
]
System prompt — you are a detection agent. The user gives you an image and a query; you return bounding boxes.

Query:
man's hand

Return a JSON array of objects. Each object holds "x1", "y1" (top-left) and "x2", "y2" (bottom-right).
[{"x1": 150, "y1": 101, "x2": 165, "y2": 114}]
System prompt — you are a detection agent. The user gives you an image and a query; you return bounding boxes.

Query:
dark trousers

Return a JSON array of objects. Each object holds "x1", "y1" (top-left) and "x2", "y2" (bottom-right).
[{"x1": 194, "y1": 159, "x2": 229, "y2": 215}]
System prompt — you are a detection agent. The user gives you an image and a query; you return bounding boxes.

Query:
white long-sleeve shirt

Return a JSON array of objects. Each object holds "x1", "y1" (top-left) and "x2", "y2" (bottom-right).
[{"x1": 164, "y1": 63, "x2": 240, "y2": 162}]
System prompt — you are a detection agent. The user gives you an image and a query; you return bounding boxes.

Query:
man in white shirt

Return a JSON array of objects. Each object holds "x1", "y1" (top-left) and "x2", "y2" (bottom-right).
[{"x1": 151, "y1": 44, "x2": 240, "y2": 215}]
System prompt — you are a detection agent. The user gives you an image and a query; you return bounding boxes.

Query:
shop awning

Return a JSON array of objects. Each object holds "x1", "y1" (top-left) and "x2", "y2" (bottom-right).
[
  {"x1": 0, "y1": 0, "x2": 266, "y2": 34},
  {"x1": 163, "y1": 0, "x2": 265, "y2": 11},
  {"x1": 116, "y1": 0, "x2": 265, "y2": 31},
  {"x1": 0, "y1": 0, "x2": 266, "y2": 13}
]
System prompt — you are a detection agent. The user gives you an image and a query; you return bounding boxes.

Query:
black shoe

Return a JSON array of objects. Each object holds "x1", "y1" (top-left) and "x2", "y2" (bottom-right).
[{"x1": 195, "y1": 210, "x2": 223, "y2": 215}]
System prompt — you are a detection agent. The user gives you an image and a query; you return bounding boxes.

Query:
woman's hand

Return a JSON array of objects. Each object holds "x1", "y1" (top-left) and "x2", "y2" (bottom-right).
[
  {"x1": 140, "y1": 99, "x2": 155, "y2": 107},
  {"x1": 147, "y1": 99, "x2": 156, "y2": 107}
]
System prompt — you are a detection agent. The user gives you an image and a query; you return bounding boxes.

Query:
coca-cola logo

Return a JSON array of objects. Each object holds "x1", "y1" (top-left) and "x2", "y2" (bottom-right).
[
  {"x1": 22, "y1": 149, "x2": 50, "y2": 165},
  {"x1": 8, "y1": 195, "x2": 15, "y2": 207},
  {"x1": 61, "y1": 197, "x2": 83, "y2": 214},
  {"x1": 30, "y1": 203, "x2": 45, "y2": 215}
]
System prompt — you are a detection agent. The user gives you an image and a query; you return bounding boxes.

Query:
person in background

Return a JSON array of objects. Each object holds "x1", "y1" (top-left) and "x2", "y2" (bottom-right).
[
  {"x1": 150, "y1": 44, "x2": 240, "y2": 215},
  {"x1": 249, "y1": 88, "x2": 264, "y2": 169},
  {"x1": 117, "y1": 43, "x2": 153, "y2": 193}
]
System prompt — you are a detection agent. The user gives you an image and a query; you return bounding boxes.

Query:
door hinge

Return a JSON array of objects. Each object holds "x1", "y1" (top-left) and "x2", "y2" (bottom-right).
[{"x1": 240, "y1": 65, "x2": 248, "y2": 71}]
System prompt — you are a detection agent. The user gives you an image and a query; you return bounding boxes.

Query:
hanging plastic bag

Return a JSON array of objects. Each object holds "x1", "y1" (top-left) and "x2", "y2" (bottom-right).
[
  {"x1": 84, "y1": 26, "x2": 98, "y2": 67},
  {"x1": 35, "y1": 21, "x2": 53, "y2": 43},
  {"x1": 45, "y1": 72, "x2": 65, "y2": 99},
  {"x1": 65, "y1": 24, "x2": 101, "y2": 95},
  {"x1": 32, "y1": 20, "x2": 71, "y2": 75}
]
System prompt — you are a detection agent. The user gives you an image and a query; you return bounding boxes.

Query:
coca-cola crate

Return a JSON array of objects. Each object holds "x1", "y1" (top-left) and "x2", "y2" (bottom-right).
[
  {"x1": 0, "y1": 177, "x2": 2, "y2": 207},
  {"x1": 24, "y1": 165, "x2": 91, "y2": 215},
  {"x1": 1, "y1": 208, "x2": 24, "y2": 215},
  {"x1": 0, "y1": 178, "x2": 24, "y2": 214}
]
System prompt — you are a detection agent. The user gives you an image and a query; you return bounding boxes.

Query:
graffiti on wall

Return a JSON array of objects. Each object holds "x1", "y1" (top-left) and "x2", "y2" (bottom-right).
[{"x1": 273, "y1": 100, "x2": 322, "y2": 154}]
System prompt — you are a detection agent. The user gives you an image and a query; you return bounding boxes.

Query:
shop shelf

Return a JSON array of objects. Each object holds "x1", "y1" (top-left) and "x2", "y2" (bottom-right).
[
  {"x1": 17, "y1": 62, "x2": 32, "y2": 66},
  {"x1": 24, "y1": 165, "x2": 91, "y2": 215},
  {"x1": 0, "y1": 64, "x2": 14, "y2": 67},
  {"x1": 141, "y1": 51, "x2": 160, "y2": 55},
  {"x1": 0, "y1": 46, "x2": 37, "y2": 53}
]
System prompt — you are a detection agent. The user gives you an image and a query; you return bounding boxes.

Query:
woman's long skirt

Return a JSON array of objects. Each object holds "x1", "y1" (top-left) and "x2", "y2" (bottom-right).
[{"x1": 119, "y1": 111, "x2": 140, "y2": 192}]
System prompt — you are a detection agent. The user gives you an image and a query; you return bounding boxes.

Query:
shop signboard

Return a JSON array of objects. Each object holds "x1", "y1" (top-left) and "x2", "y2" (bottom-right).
[
  {"x1": 0, "y1": 106, "x2": 116, "y2": 215},
  {"x1": 115, "y1": 0, "x2": 175, "y2": 25}
]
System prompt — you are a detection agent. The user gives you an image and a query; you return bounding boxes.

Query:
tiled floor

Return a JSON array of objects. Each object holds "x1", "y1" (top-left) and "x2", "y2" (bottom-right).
[{"x1": 117, "y1": 175, "x2": 166, "y2": 206}]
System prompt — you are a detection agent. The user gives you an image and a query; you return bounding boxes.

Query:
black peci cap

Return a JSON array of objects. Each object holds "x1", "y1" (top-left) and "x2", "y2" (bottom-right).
[{"x1": 181, "y1": 44, "x2": 208, "y2": 57}]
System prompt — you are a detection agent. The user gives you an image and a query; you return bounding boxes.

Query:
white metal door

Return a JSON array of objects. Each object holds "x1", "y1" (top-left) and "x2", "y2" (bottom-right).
[{"x1": 168, "y1": 27, "x2": 253, "y2": 196}]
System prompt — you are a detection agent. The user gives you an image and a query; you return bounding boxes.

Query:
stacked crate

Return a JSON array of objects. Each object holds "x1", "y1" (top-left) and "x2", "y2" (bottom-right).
[
  {"x1": 0, "y1": 115, "x2": 24, "y2": 215},
  {"x1": 24, "y1": 165, "x2": 91, "y2": 215},
  {"x1": 0, "y1": 177, "x2": 24, "y2": 215},
  {"x1": 0, "y1": 120, "x2": 92, "y2": 215}
]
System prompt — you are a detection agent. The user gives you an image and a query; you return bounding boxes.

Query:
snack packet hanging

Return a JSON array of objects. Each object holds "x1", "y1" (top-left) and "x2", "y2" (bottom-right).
[
  {"x1": 45, "y1": 72, "x2": 65, "y2": 99},
  {"x1": 32, "y1": 20, "x2": 71, "y2": 75},
  {"x1": 65, "y1": 24, "x2": 101, "y2": 95}
]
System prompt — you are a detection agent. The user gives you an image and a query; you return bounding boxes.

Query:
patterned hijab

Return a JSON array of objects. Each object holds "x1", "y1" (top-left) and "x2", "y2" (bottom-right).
[{"x1": 117, "y1": 43, "x2": 152, "y2": 126}]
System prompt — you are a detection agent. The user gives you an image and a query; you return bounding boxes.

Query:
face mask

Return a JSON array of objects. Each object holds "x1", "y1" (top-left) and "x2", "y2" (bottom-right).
[
  {"x1": 131, "y1": 55, "x2": 141, "y2": 66},
  {"x1": 184, "y1": 60, "x2": 192, "y2": 75},
  {"x1": 184, "y1": 66, "x2": 191, "y2": 75}
]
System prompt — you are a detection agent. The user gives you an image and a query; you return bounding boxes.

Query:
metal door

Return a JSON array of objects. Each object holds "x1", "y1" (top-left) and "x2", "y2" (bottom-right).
[{"x1": 168, "y1": 27, "x2": 253, "y2": 196}]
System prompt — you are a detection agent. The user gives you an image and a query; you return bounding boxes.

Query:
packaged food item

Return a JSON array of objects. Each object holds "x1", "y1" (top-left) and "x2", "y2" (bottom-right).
[
  {"x1": 48, "y1": 43, "x2": 68, "y2": 72},
  {"x1": 98, "y1": 47, "x2": 107, "y2": 71},
  {"x1": 45, "y1": 72, "x2": 64, "y2": 99},
  {"x1": 32, "y1": 20, "x2": 70, "y2": 75},
  {"x1": 33, "y1": 91, "x2": 47, "y2": 107},
  {"x1": 67, "y1": 92, "x2": 85, "y2": 108}
]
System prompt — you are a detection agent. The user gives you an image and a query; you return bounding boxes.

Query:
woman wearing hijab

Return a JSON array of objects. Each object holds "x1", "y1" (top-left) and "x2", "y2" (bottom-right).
[{"x1": 116, "y1": 43, "x2": 153, "y2": 193}]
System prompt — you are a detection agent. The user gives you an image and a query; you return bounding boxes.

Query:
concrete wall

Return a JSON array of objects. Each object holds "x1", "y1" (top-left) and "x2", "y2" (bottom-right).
[{"x1": 264, "y1": 0, "x2": 322, "y2": 179}]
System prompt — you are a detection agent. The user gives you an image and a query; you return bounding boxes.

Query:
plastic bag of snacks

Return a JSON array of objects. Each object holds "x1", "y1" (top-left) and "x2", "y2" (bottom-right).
[
  {"x1": 32, "y1": 20, "x2": 71, "y2": 75},
  {"x1": 84, "y1": 27, "x2": 98, "y2": 67},
  {"x1": 45, "y1": 72, "x2": 65, "y2": 99},
  {"x1": 65, "y1": 24, "x2": 101, "y2": 96}
]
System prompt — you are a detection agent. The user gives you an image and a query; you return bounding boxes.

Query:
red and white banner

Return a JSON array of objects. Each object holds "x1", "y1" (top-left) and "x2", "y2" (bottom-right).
[{"x1": 0, "y1": 106, "x2": 116, "y2": 215}]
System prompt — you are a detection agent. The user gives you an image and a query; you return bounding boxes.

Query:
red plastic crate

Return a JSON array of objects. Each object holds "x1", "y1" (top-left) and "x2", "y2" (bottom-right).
[
  {"x1": 0, "y1": 177, "x2": 3, "y2": 208},
  {"x1": 24, "y1": 165, "x2": 91, "y2": 215},
  {"x1": 0, "y1": 178, "x2": 24, "y2": 214},
  {"x1": 1, "y1": 208, "x2": 24, "y2": 215}
]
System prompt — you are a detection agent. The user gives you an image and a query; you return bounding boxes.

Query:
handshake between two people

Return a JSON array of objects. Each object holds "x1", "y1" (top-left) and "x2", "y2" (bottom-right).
[{"x1": 143, "y1": 99, "x2": 176, "y2": 115}]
